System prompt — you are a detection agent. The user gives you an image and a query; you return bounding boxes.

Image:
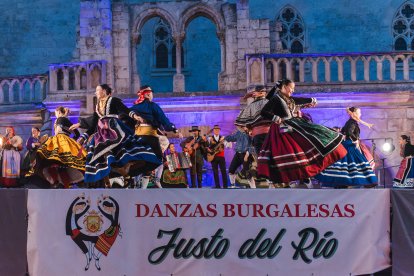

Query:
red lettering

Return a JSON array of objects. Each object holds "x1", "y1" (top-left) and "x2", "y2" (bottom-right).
[
  {"x1": 344, "y1": 204, "x2": 355, "y2": 217},
  {"x1": 237, "y1": 204, "x2": 250, "y2": 218},
  {"x1": 135, "y1": 204, "x2": 149, "y2": 217},
  {"x1": 206, "y1": 204, "x2": 218, "y2": 217},
  {"x1": 165, "y1": 204, "x2": 178, "y2": 217},
  {"x1": 223, "y1": 204, "x2": 235, "y2": 217},
  {"x1": 306, "y1": 204, "x2": 318, "y2": 217},
  {"x1": 265, "y1": 204, "x2": 279, "y2": 217},
  {"x1": 280, "y1": 204, "x2": 293, "y2": 217},
  {"x1": 180, "y1": 204, "x2": 192, "y2": 217},
  {"x1": 294, "y1": 204, "x2": 306, "y2": 217},
  {"x1": 150, "y1": 204, "x2": 166, "y2": 217},
  {"x1": 330, "y1": 204, "x2": 344, "y2": 217},
  {"x1": 192, "y1": 204, "x2": 206, "y2": 217},
  {"x1": 252, "y1": 204, "x2": 265, "y2": 217},
  {"x1": 318, "y1": 204, "x2": 330, "y2": 218}
]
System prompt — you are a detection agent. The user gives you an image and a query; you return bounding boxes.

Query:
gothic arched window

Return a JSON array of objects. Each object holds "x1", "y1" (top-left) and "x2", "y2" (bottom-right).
[
  {"x1": 154, "y1": 18, "x2": 183, "y2": 69},
  {"x1": 393, "y1": 2, "x2": 414, "y2": 50},
  {"x1": 276, "y1": 6, "x2": 305, "y2": 53}
]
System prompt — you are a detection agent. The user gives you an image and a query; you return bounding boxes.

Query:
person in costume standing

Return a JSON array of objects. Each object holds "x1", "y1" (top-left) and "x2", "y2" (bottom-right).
[
  {"x1": 224, "y1": 127, "x2": 256, "y2": 188},
  {"x1": 21, "y1": 127, "x2": 41, "y2": 177},
  {"x1": 258, "y1": 79, "x2": 347, "y2": 186},
  {"x1": 0, "y1": 127, "x2": 23, "y2": 187},
  {"x1": 181, "y1": 126, "x2": 207, "y2": 188},
  {"x1": 34, "y1": 106, "x2": 86, "y2": 188},
  {"x1": 393, "y1": 135, "x2": 414, "y2": 188},
  {"x1": 129, "y1": 85, "x2": 180, "y2": 189},
  {"x1": 316, "y1": 107, "x2": 378, "y2": 188},
  {"x1": 70, "y1": 84, "x2": 161, "y2": 187},
  {"x1": 207, "y1": 125, "x2": 228, "y2": 188}
]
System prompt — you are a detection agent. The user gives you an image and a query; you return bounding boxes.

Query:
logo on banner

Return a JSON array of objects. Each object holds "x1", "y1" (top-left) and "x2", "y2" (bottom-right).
[{"x1": 65, "y1": 194, "x2": 121, "y2": 272}]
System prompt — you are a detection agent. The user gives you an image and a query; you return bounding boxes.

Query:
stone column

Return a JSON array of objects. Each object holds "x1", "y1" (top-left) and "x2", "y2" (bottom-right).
[
  {"x1": 75, "y1": 68, "x2": 81, "y2": 90},
  {"x1": 131, "y1": 32, "x2": 141, "y2": 94},
  {"x1": 173, "y1": 32, "x2": 185, "y2": 93},
  {"x1": 63, "y1": 68, "x2": 69, "y2": 91},
  {"x1": 48, "y1": 67, "x2": 57, "y2": 92},
  {"x1": 217, "y1": 31, "x2": 226, "y2": 73}
]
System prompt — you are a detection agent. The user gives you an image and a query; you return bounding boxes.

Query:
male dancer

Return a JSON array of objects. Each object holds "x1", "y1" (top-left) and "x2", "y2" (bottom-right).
[
  {"x1": 130, "y1": 85, "x2": 180, "y2": 189},
  {"x1": 225, "y1": 127, "x2": 256, "y2": 188}
]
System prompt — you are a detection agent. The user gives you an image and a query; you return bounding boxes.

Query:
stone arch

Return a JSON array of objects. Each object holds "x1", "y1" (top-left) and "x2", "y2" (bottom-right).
[
  {"x1": 10, "y1": 79, "x2": 21, "y2": 103},
  {"x1": 22, "y1": 79, "x2": 32, "y2": 102},
  {"x1": 179, "y1": 3, "x2": 226, "y2": 91},
  {"x1": 179, "y1": 3, "x2": 225, "y2": 36},
  {"x1": 131, "y1": 7, "x2": 178, "y2": 93},
  {"x1": 133, "y1": 8, "x2": 178, "y2": 44},
  {"x1": 78, "y1": 66, "x2": 87, "y2": 90}
]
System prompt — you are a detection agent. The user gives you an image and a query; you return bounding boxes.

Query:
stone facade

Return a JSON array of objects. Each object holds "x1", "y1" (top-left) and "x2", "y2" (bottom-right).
[{"x1": 1, "y1": 0, "x2": 414, "y2": 186}]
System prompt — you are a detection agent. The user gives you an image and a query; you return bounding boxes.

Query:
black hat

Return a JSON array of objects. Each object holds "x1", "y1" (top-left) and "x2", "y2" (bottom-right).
[
  {"x1": 213, "y1": 125, "x2": 221, "y2": 130},
  {"x1": 189, "y1": 126, "x2": 201, "y2": 132}
]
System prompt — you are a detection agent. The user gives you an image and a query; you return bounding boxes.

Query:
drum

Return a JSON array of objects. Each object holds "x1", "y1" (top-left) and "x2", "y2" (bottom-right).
[{"x1": 166, "y1": 152, "x2": 192, "y2": 172}]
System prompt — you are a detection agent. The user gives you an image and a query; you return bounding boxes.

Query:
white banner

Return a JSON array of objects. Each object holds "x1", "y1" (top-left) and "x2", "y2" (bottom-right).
[{"x1": 27, "y1": 189, "x2": 390, "y2": 276}]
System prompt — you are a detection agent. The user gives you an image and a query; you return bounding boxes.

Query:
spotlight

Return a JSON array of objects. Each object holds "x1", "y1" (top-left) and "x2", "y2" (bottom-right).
[{"x1": 381, "y1": 139, "x2": 395, "y2": 153}]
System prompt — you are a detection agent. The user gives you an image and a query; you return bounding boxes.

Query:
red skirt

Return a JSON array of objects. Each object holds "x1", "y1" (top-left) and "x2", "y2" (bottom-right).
[
  {"x1": 257, "y1": 123, "x2": 346, "y2": 183},
  {"x1": 359, "y1": 141, "x2": 375, "y2": 170}
]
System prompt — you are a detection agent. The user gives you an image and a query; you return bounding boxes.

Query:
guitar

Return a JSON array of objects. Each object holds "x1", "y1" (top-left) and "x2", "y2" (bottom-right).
[
  {"x1": 182, "y1": 137, "x2": 199, "y2": 156},
  {"x1": 207, "y1": 140, "x2": 225, "y2": 162}
]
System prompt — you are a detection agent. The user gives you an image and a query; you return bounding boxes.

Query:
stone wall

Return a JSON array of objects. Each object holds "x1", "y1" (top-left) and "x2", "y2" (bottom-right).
[
  {"x1": 77, "y1": 0, "x2": 115, "y2": 87},
  {"x1": 249, "y1": 0, "x2": 403, "y2": 53},
  {"x1": 0, "y1": 1, "x2": 79, "y2": 77},
  {"x1": 235, "y1": 0, "x2": 270, "y2": 89}
]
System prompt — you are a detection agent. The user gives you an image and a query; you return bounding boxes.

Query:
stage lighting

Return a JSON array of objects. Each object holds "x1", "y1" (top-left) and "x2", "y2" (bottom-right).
[{"x1": 381, "y1": 139, "x2": 395, "y2": 154}]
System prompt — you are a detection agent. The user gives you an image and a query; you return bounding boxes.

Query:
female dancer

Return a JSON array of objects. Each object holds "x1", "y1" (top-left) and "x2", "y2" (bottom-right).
[
  {"x1": 70, "y1": 84, "x2": 161, "y2": 187},
  {"x1": 34, "y1": 106, "x2": 86, "y2": 188},
  {"x1": 393, "y1": 135, "x2": 414, "y2": 188},
  {"x1": 316, "y1": 107, "x2": 378, "y2": 187},
  {"x1": 257, "y1": 79, "x2": 347, "y2": 185}
]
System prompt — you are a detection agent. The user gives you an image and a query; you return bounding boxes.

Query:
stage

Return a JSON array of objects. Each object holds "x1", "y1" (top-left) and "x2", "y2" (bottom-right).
[{"x1": 1, "y1": 188, "x2": 411, "y2": 275}]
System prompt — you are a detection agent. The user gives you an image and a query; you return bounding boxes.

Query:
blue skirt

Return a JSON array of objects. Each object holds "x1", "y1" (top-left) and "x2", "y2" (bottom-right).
[
  {"x1": 315, "y1": 139, "x2": 378, "y2": 187},
  {"x1": 84, "y1": 117, "x2": 161, "y2": 183}
]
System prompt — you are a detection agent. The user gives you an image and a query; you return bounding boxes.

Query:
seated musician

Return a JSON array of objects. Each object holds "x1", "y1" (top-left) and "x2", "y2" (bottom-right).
[
  {"x1": 207, "y1": 125, "x2": 228, "y2": 189},
  {"x1": 161, "y1": 143, "x2": 190, "y2": 188}
]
